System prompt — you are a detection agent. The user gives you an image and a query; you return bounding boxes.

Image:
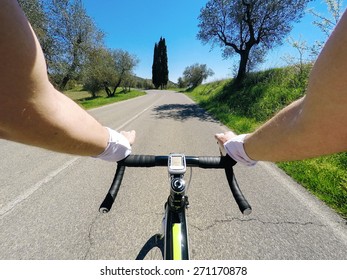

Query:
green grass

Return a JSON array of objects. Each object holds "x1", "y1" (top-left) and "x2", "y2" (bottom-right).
[
  {"x1": 278, "y1": 155, "x2": 347, "y2": 217},
  {"x1": 65, "y1": 87, "x2": 146, "y2": 110},
  {"x1": 185, "y1": 67, "x2": 347, "y2": 219}
]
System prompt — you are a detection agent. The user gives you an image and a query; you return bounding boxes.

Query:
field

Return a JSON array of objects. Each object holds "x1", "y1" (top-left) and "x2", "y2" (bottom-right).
[{"x1": 65, "y1": 86, "x2": 146, "y2": 109}]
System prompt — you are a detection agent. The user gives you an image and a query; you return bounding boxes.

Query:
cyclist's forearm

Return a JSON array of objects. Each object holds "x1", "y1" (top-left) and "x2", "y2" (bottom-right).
[
  {"x1": 0, "y1": 1, "x2": 109, "y2": 157},
  {"x1": 0, "y1": 85, "x2": 109, "y2": 156},
  {"x1": 244, "y1": 10, "x2": 347, "y2": 162},
  {"x1": 243, "y1": 97, "x2": 309, "y2": 162},
  {"x1": 244, "y1": 90, "x2": 347, "y2": 162}
]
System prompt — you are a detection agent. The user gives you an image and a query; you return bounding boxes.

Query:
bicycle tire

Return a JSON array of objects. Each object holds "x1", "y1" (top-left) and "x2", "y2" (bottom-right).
[{"x1": 135, "y1": 234, "x2": 164, "y2": 260}]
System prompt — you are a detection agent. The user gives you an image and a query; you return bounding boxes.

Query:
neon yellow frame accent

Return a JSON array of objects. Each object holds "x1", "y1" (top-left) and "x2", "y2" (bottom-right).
[{"x1": 172, "y1": 223, "x2": 182, "y2": 260}]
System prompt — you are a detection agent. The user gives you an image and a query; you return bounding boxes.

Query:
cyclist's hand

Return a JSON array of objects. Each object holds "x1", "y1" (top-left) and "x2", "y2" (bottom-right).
[
  {"x1": 215, "y1": 132, "x2": 257, "y2": 166},
  {"x1": 215, "y1": 131, "x2": 236, "y2": 145},
  {"x1": 94, "y1": 128, "x2": 135, "y2": 162},
  {"x1": 120, "y1": 130, "x2": 136, "y2": 146}
]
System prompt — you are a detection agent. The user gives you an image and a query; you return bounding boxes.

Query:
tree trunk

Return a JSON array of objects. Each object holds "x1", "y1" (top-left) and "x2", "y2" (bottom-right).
[
  {"x1": 112, "y1": 78, "x2": 122, "y2": 96},
  {"x1": 235, "y1": 49, "x2": 250, "y2": 84},
  {"x1": 59, "y1": 74, "x2": 70, "y2": 90},
  {"x1": 104, "y1": 83, "x2": 112, "y2": 97}
]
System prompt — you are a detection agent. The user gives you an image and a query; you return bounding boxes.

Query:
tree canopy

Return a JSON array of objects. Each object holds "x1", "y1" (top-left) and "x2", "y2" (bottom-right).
[
  {"x1": 18, "y1": 0, "x2": 141, "y2": 96},
  {"x1": 46, "y1": 0, "x2": 104, "y2": 89},
  {"x1": 19, "y1": 0, "x2": 104, "y2": 90},
  {"x1": 83, "y1": 48, "x2": 139, "y2": 97},
  {"x1": 180, "y1": 63, "x2": 214, "y2": 88}
]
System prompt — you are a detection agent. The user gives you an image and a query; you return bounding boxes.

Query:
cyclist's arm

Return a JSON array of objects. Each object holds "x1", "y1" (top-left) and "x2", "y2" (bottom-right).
[
  {"x1": 217, "y1": 9, "x2": 347, "y2": 162},
  {"x1": 0, "y1": 0, "x2": 133, "y2": 158}
]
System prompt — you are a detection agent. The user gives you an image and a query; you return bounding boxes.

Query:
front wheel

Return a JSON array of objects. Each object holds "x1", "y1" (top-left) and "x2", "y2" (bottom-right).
[{"x1": 135, "y1": 234, "x2": 164, "y2": 260}]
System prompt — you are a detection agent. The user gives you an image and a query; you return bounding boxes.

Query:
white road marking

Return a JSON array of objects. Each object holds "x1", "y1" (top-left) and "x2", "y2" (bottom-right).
[{"x1": 0, "y1": 157, "x2": 78, "y2": 218}]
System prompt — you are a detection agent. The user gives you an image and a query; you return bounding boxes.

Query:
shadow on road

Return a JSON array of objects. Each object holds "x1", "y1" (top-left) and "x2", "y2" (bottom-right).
[{"x1": 152, "y1": 103, "x2": 219, "y2": 123}]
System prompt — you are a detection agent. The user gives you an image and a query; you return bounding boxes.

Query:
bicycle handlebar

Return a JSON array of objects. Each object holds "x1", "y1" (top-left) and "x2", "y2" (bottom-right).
[{"x1": 99, "y1": 155, "x2": 252, "y2": 215}]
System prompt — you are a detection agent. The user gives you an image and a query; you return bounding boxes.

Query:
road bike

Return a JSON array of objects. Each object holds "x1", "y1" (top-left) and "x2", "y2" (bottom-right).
[{"x1": 99, "y1": 153, "x2": 252, "y2": 260}]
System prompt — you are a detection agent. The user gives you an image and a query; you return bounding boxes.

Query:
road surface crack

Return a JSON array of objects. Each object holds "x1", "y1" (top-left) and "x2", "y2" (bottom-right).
[
  {"x1": 190, "y1": 217, "x2": 326, "y2": 232},
  {"x1": 83, "y1": 213, "x2": 101, "y2": 260}
]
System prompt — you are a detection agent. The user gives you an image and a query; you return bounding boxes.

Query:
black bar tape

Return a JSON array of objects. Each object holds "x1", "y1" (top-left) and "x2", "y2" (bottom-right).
[
  {"x1": 224, "y1": 162, "x2": 252, "y2": 215},
  {"x1": 99, "y1": 164, "x2": 126, "y2": 213},
  {"x1": 197, "y1": 156, "x2": 236, "y2": 168}
]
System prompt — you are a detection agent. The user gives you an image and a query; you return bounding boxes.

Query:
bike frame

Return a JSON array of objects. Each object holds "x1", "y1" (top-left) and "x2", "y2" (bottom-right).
[{"x1": 163, "y1": 175, "x2": 190, "y2": 260}]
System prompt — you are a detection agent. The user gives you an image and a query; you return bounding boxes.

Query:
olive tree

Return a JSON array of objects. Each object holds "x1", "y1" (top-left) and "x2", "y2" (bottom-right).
[
  {"x1": 83, "y1": 48, "x2": 139, "y2": 97},
  {"x1": 309, "y1": 0, "x2": 345, "y2": 56},
  {"x1": 197, "y1": 0, "x2": 311, "y2": 83},
  {"x1": 46, "y1": 0, "x2": 104, "y2": 89},
  {"x1": 180, "y1": 63, "x2": 214, "y2": 88},
  {"x1": 17, "y1": 0, "x2": 55, "y2": 68}
]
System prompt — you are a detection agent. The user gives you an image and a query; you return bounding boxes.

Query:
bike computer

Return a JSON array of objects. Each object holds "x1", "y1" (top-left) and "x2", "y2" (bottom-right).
[{"x1": 168, "y1": 154, "x2": 186, "y2": 175}]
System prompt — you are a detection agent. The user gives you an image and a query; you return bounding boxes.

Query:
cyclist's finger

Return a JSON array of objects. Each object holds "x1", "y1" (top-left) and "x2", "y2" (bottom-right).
[
  {"x1": 120, "y1": 130, "x2": 136, "y2": 145},
  {"x1": 214, "y1": 131, "x2": 236, "y2": 144}
]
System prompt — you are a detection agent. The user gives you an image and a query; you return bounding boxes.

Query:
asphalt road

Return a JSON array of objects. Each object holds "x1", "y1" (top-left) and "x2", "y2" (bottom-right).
[{"x1": 0, "y1": 90, "x2": 346, "y2": 260}]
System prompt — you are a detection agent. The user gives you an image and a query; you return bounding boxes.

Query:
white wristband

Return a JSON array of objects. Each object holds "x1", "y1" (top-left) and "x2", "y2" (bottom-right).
[
  {"x1": 224, "y1": 134, "x2": 257, "y2": 166},
  {"x1": 94, "y1": 127, "x2": 132, "y2": 162}
]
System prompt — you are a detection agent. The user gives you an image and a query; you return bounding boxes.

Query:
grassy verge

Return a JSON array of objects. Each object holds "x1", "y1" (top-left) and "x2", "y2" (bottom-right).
[
  {"x1": 185, "y1": 68, "x2": 347, "y2": 218},
  {"x1": 65, "y1": 87, "x2": 146, "y2": 110}
]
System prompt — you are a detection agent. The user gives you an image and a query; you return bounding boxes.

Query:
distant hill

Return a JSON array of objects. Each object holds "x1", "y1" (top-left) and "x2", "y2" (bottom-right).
[{"x1": 133, "y1": 75, "x2": 177, "y2": 89}]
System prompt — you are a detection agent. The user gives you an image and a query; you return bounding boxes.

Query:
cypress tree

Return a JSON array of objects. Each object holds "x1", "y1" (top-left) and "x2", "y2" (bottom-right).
[
  {"x1": 158, "y1": 37, "x2": 169, "y2": 89},
  {"x1": 152, "y1": 43, "x2": 159, "y2": 89},
  {"x1": 152, "y1": 37, "x2": 169, "y2": 89}
]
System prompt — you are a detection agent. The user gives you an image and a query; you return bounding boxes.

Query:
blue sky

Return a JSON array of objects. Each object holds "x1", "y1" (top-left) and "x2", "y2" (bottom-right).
[{"x1": 83, "y1": 0, "x2": 346, "y2": 83}]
